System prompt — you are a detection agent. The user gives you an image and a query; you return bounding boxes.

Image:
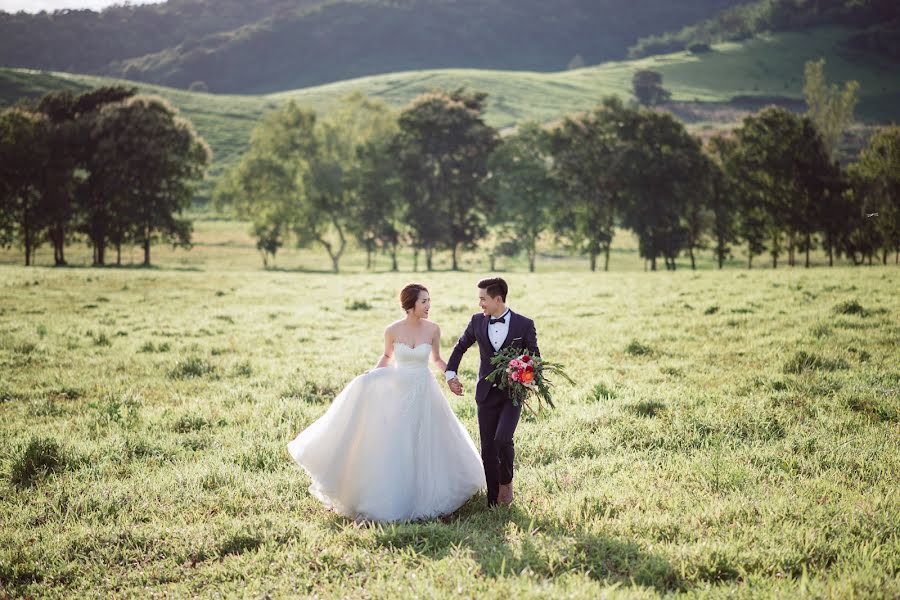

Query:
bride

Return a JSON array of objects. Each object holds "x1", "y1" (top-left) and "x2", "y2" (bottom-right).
[{"x1": 287, "y1": 283, "x2": 486, "y2": 522}]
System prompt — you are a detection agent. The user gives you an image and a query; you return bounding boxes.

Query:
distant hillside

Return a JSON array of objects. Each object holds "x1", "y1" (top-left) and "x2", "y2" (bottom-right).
[
  {"x1": 2, "y1": 27, "x2": 896, "y2": 198},
  {"x1": 0, "y1": 1, "x2": 320, "y2": 74},
  {"x1": 1, "y1": 0, "x2": 744, "y2": 92},
  {"x1": 629, "y1": 0, "x2": 900, "y2": 58}
]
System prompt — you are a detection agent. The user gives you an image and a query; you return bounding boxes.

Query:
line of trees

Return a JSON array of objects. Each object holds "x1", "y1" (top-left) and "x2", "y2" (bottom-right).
[
  {"x1": 213, "y1": 68, "x2": 898, "y2": 272},
  {"x1": 0, "y1": 87, "x2": 211, "y2": 266},
  {"x1": 2, "y1": 64, "x2": 897, "y2": 272}
]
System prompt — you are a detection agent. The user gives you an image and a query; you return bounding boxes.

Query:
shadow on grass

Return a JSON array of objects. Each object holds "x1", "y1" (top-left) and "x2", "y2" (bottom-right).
[
  {"x1": 332, "y1": 497, "x2": 685, "y2": 593},
  {"x1": 25, "y1": 263, "x2": 203, "y2": 272}
]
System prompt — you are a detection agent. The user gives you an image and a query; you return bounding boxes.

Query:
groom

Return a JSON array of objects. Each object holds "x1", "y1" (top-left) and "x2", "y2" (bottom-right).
[{"x1": 445, "y1": 277, "x2": 540, "y2": 508}]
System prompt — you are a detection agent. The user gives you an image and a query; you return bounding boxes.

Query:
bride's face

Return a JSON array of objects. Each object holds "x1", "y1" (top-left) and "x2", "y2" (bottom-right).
[{"x1": 410, "y1": 290, "x2": 430, "y2": 319}]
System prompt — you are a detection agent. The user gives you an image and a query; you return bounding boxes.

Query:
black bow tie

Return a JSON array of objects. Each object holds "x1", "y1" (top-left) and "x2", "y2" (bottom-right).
[{"x1": 489, "y1": 316, "x2": 506, "y2": 324}]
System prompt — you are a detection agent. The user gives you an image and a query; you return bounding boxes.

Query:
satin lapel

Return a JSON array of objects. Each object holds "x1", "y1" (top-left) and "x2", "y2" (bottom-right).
[{"x1": 476, "y1": 313, "x2": 489, "y2": 349}]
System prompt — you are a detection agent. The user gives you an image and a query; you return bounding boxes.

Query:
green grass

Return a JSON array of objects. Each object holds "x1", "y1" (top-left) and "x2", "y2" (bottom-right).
[
  {"x1": 2, "y1": 26, "x2": 897, "y2": 194},
  {"x1": 0, "y1": 241, "x2": 898, "y2": 596},
  {"x1": 0, "y1": 212, "x2": 890, "y2": 273}
]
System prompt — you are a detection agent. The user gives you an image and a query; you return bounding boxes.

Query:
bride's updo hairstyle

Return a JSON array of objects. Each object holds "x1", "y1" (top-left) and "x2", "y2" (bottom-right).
[{"x1": 400, "y1": 283, "x2": 428, "y2": 313}]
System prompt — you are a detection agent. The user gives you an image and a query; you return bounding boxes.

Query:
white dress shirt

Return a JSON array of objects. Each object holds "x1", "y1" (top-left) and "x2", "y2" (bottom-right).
[{"x1": 445, "y1": 308, "x2": 511, "y2": 381}]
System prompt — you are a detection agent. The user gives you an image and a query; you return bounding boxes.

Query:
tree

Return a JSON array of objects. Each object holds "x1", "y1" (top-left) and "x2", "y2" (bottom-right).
[
  {"x1": 803, "y1": 58, "x2": 859, "y2": 161},
  {"x1": 631, "y1": 70, "x2": 672, "y2": 107},
  {"x1": 730, "y1": 107, "x2": 838, "y2": 268},
  {"x1": 345, "y1": 97, "x2": 402, "y2": 271},
  {"x1": 214, "y1": 101, "x2": 316, "y2": 269},
  {"x1": 617, "y1": 109, "x2": 705, "y2": 271},
  {"x1": 91, "y1": 95, "x2": 210, "y2": 266},
  {"x1": 704, "y1": 135, "x2": 740, "y2": 268},
  {"x1": 34, "y1": 90, "x2": 81, "y2": 266},
  {"x1": 848, "y1": 125, "x2": 900, "y2": 264},
  {"x1": 551, "y1": 97, "x2": 631, "y2": 272},
  {"x1": 486, "y1": 122, "x2": 559, "y2": 272},
  {"x1": 353, "y1": 134, "x2": 405, "y2": 271},
  {"x1": 0, "y1": 108, "x2": 50, "y2": 266},
  {"x1": 73, "y1": 86, "x2": 140, "y2": 265},
  {"x1": 393, "y1": 89, "x2": 499, "y2": 270},
  {"x1": 297, "y1": 93, "x2": 397, "y2": 273}
]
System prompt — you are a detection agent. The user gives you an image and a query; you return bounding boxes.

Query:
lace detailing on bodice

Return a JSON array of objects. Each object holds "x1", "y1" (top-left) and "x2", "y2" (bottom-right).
[{"x1": 393, "y1": 341, "x2": 431, "y2": 368}]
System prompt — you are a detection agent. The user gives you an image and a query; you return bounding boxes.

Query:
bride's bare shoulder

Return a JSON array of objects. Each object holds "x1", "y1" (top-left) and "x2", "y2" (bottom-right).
[
  {"x1": 384, "y1": 319, "x2": 406, "y2": 333},
  {"x1": 422, "y1": 319, "x2": 441, "y2": 334}
]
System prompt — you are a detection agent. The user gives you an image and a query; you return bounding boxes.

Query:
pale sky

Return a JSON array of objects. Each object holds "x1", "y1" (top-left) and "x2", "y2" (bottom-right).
[{"x1": 0, "y1": 0, "x2": 163, "y2": 13}]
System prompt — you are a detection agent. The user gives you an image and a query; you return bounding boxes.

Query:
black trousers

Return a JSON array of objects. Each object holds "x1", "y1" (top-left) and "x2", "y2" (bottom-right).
[{"x1": 477, "y1": 386, "x2": 523, "y2": 506}]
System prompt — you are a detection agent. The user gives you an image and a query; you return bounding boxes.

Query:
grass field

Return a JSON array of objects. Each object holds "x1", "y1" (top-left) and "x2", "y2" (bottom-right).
[
  {"x1": 1, "y1": 229, "x2": 898, "y2": 596},
  {"x1": 2, "y1": 26, "x2": 897, "y2": 190},
  {"x1": 0, "y1": 212, "x2": 889, "y2": 274}
]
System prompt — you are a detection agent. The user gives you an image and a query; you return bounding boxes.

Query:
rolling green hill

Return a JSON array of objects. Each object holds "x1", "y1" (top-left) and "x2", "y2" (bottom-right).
[
  {"x1": 0, "y1": 0, "x2": 745, "y2": 92},
  {"x1": 2, "y1": 26, "x2": 897, "y2": 194}
]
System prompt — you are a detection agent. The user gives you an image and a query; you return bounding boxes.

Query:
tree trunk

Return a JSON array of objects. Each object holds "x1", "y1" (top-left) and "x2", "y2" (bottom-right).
[
  {"x1": 882, "y1": 249, "x2": 888, "y2": 265},
  {"x1": 451, "y1": 245, "x2": 459, "y2": 271},
  {"x1": 828, "y1": 241, "x2": 834, "y2": 267},
  {"x1": 748, "y1": 254, "x2": 753, "y2": 269},
  {"x1": 603, "y1": 244, "x2": 611, "y2": 272},
  {"x1": 426, "y1": 248, "x2": 433, "y2": 271},
  {"x1": 50, "y1": 224, "x2": 66, "y2": 266},
  {"x1": 23, "y1": 209, "x2": 32, "y2": 266},
  {"x1": 527, "y1": 240, "x2": 536, "y2": 273},
  {"x1": 390, "y1": 245, "x2": 398, "y2": 272},
  {"x1": 805, "y1": 232, "x2": 811, "y2": 268},
  {"x1": 366, "y1": 246, "x2": 372, "y2": 270},
  {"x1": 650, "y1": 255, "x2": 657, "y2": 271},
  {"x1": 788, "y1": 234, "x2": 794, "y2": 267},
  {"x1": 93, "y1": 231, "x2": 106, "y2": 266},
  {"x1": 689, "y1": 247, "x2": 696, "y2": 270},
  {"x1": 489, "y1": 255, "x2": 496, "y2": 271},
  {"x1": 116, "y1": 243, "x2": 122, "y2": 266},
  {"x1": 589, "y1": 251, "x2": 597, "y2": 272},
  {"x1": 143, "y1": 238, "x2": 151, "y2": 266},
  {"x1": 413, "y1": 249, "x2": 419, "y2": 272}
]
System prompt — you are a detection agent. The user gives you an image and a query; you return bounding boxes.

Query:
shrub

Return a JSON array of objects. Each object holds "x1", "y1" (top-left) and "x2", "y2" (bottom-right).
[
  {"x1": 587, "y1": 382, "x2": 616, "y2": 402},
  {"x1": 169, "y1": 356, "x2": 216, "y2": 379},
  {"x1": 9, "y1": 437, "x2": 67, "y2": 487},
  {"x1": 833, "y1": 300, "x2": 866, "y2": 316},
  {"x1": 625, "y1": 340, "x2": 653, "y2": 356},
  {"x1": 627, "y1": 400, "x2": 666, "y2": 417},
  {"x1": 345, "y1": 299, "x2": 372, "y2": 311},
  {"x1": 172, "y1": 413, "x2": 211, "y2": 433},
  {"x1": 782, "y1": 351, "x2": 849, "y2": 374}
]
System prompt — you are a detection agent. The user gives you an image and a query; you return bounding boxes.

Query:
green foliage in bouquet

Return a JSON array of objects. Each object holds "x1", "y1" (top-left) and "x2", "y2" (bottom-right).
[{"x1": 485, "y1": 345, "x2": 574, "y2": 413}]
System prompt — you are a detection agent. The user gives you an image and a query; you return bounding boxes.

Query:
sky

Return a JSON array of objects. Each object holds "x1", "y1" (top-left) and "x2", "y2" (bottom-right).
[{"x1": 0, "y1": 0, "x2": 163, "y2": 13}]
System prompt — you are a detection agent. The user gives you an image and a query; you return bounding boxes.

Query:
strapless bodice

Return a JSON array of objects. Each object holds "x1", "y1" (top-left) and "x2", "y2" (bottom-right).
[{"x1": 393, "y1": 341, "x2": 431, "y2": 368}]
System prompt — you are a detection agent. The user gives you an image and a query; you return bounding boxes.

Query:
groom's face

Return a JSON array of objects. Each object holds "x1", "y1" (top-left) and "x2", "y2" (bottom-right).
[{"x1": 478, "y1": 288, "x2": 503, "y2": 316}]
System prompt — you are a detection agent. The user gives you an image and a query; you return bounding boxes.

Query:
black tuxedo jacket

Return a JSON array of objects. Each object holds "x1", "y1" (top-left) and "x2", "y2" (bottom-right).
[{"x1": 446, "y1": 310, "x2": 540, "y2": 404}]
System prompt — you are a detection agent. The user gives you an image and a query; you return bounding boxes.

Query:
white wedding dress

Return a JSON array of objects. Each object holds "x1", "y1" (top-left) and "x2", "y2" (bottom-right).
[{"x1": 287, "y1": 342, "x2": 486, "y2": 522}]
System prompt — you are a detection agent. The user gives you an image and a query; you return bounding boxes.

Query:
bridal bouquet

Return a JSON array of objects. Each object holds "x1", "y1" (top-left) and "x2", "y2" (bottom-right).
[{"x1": 485, "y1": 345, "x2": 574, "y2": 413}]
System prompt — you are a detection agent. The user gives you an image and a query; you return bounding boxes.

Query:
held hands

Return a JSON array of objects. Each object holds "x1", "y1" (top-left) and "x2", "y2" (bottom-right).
[{"x1": 447, "y1": 377, "x2": 463, "y2": 396}]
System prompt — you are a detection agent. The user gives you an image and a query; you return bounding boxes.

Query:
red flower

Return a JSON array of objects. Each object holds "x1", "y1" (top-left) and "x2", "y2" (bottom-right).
[
  {"x1": 521, "y1": 355, "x2": 531, "y2": 363},
  {"x1": 525, "y1": 364, "x2": 535, "y2": 373}
]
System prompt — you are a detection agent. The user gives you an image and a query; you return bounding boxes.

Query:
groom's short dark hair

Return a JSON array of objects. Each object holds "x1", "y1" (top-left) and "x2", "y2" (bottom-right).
[{"x1": 478, "y1": 277, "x2": 508, "y2": 302}]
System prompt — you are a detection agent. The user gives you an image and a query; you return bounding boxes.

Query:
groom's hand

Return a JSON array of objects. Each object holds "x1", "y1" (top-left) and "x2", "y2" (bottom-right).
[{"x1": 447, "y1": 377, "x2": 463, "y2": 396}]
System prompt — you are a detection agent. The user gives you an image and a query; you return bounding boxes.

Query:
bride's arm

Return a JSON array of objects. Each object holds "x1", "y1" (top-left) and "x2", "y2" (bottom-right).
[
  {"x1": 374, "y1": 327, "x2": 394, "y2": 369},
  {"x1": 431, "y1": 326, "x2": 448, "y2": 373}
]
